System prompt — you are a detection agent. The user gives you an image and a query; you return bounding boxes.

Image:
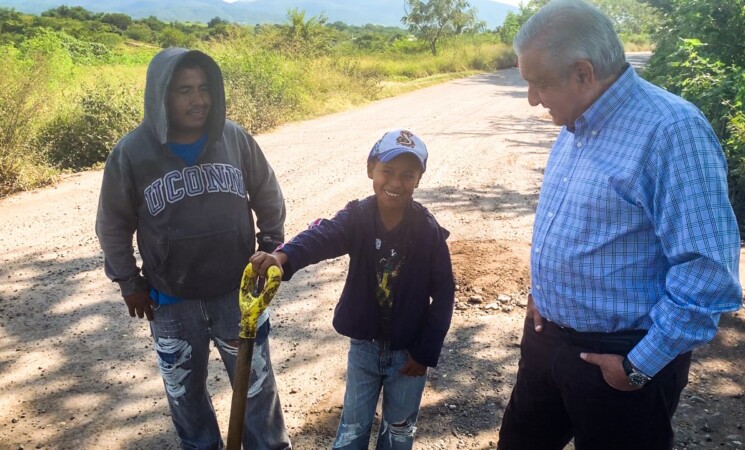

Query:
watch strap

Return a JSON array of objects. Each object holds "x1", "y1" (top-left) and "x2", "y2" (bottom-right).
[
  {"x1": 621, "y1": 356, "x2": 634, "y2": 376},
  {"x1": 622, "y1": 356, "x2": 651, "y2": 386}
]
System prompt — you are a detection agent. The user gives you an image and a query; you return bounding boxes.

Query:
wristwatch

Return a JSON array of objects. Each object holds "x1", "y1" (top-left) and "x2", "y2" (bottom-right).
[{"x1": 622, "y1": 356, "x2": 651, "y2": 387}]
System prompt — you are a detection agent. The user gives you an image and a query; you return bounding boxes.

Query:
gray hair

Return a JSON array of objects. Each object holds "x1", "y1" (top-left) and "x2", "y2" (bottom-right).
[{"x1": 513, "y1": 0, "x2": 625, "y2": 81}]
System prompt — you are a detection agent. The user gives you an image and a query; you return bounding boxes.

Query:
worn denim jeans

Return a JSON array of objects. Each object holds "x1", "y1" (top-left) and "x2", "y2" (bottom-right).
[
  {"x1": 332, "y1": 339, "x2": 427, "y2": 450},
  {"x1": 149, "y1": 289, "x2": 291, "y2": 450}
]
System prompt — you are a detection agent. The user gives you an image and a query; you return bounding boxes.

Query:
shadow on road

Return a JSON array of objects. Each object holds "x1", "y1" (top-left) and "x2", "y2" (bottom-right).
[{"x1": 417, "y1": 184, "x2": 538, "y2": 219}]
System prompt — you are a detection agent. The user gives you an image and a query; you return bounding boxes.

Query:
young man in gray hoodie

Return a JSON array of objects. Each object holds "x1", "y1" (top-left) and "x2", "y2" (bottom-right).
[{"x1": 96, "y1": 47, "x2": 291, "y2": 449}]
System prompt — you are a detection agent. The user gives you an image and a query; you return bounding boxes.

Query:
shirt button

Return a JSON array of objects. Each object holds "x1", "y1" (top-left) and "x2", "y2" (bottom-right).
[
  {"x1": 535, "y1": 247, "x2": 541, "y2": 254},
  {"x1": 591, "y1": 130, "x2": 598, "y2": 136},
  {"x1": 563, "y1": 177, "x2": 568, "y2": 183},
  {"x1": 576, "y1": 141, "x2": 583, "y2": 148},
  {"x1": 548, "y1": 212, "x2": 554, "y2": 218},
  {"x1": 535, "y1": 284, "x2": 541, "y2": 290}
]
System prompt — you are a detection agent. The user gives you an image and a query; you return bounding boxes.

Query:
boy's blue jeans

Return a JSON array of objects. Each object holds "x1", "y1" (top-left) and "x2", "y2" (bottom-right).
[
  {"x1": 333, "y1": 339, "x2": 427, "y2": 450},
  {"x1": 149, "y1": 289, "x2": 291, "y2": 450}
]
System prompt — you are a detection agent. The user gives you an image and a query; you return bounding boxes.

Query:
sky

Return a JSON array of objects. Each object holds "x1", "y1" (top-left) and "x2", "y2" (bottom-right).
[{"x1": 223, "y1": 0, "x2": 523, "y2": 6}]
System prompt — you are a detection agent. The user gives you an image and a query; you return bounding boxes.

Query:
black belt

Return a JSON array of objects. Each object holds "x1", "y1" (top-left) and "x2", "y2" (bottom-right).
[{"x1": 542, "y1": 319, "x2": 647, "y2": 354}]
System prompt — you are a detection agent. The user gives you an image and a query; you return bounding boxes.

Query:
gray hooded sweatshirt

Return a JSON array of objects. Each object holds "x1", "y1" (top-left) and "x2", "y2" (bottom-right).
[{"x1": 95, "y1": 48, "x2": 286, "y2": 299}]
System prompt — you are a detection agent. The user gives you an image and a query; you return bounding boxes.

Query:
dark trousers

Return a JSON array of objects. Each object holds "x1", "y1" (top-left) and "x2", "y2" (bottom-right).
[{"x1": 497, "y1": 318, "x2": 691, "y2": 450}]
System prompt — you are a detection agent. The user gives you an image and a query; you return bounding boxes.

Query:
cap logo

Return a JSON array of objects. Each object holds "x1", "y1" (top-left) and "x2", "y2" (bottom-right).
[{"x1": 396, "y1": 130, "x2": 415, "y2": 148}]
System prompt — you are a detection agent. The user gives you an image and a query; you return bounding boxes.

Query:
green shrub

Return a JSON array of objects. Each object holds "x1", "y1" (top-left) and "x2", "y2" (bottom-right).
[
  {"x1": 390, "y1": 37, "x2": 426, "y2": 54},
  {"x1": 39, "y1": 83, "x2": 141, "y2": 170},
  {"x1": 18, "y1": 29, "x2": 75, "y2": 74},
  {"x1": 126, "y1": 24, "x2": 154, "y2": 42},
  {"x1": 0, "y1": 151, "x2": 58, "y2": 197},
  {"x1": 726, "y1": 112, "x2": 745, "y2": 218},
  {"x1": 328, "y1": 57, "x2": 383, "y2": 97},
  {"x1": 0, "y1": 46, "x2": 59, "y2": 195},
  {"x1": 618, "y1": 33, "x2": 652, "y2": 51},
  {"x1": 158, "y1": 26, "x2": 194, "y2": 48},
  {"x1": 20, "y1": 28, "x2": 113, "y2": 65},
  {"x1": 260, "y1": 9, "x2": 338, "y2": 58},
  {"x1": 92, "y1": 31, "x2": 124, "y2": 49},
  {"x1": 108, "y1": 43, "x2": 159, "y2": 66},
  {"x1": 214, "y1": 47, "x2": 301, "y2": 133}
]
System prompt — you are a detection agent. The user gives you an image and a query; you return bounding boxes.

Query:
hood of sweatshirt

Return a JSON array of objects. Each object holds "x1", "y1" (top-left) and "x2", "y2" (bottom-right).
[{"x1": 143, "y1": 47, "x2": 227, "y2": 146}]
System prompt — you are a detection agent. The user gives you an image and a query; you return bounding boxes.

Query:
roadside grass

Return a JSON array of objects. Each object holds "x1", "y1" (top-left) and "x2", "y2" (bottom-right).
[
  {"x1": 293, "y1": 39, "x2": 514, "y2": 118},
  {"x1": 624, "y1": 42, "x2": 654, "y2": 52},
  {"x1": 380, "y1": 71, "x2": 484, "y2": 96}
]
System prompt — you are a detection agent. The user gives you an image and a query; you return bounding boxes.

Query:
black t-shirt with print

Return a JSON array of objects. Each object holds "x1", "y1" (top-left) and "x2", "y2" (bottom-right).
[{"x1": 374, "y1": 214, "x2": 409, "y2": 341}]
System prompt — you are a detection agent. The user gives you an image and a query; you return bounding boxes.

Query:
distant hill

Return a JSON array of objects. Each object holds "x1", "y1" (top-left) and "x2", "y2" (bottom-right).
[{"x1": 0, "y1": 0, "x2": 518, "y2": 28}]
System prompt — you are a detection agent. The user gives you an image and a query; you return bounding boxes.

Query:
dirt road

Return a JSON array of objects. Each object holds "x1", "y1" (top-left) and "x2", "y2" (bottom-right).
[{"x1": 1, "y1": 57, "x2": 743, "y2": 450}]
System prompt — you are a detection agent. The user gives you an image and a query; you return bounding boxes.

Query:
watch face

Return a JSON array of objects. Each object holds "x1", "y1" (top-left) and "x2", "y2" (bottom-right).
[{"x1": 629, "y1": 372, "x2": 649, "y2": 386}]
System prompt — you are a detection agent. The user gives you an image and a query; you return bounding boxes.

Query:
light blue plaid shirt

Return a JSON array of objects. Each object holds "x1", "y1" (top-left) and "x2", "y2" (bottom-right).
[{"x1": 531, "y1": 65, "x2": 742, "y2": 376}]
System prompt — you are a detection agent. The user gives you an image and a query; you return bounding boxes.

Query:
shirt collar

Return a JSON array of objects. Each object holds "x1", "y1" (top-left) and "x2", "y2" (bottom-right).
[{"x1": 572, "y1": 63, "x2": 637, "y2": 136}]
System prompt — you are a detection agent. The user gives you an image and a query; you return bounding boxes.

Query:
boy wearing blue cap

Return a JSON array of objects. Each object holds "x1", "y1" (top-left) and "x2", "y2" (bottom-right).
[{"x1": 251, "y1": 129, "x2": 455, "y2": 449}]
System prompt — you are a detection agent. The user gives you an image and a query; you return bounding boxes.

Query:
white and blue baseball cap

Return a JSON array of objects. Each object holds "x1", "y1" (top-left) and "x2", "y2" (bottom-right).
[{"x1": 368, "y1": 129, "x2": 428, "y2": 173}]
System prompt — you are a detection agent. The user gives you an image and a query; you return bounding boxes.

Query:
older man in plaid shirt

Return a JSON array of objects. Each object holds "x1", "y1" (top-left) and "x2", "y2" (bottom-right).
[{"x1": 497, "y1": 1, "x2": 743, "y2": 449}]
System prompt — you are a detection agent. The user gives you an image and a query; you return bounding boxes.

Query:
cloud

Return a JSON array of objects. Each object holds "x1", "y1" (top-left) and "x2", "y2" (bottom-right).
[{"x1": 490, "y1": 0, "x2": 522, "y2": 6}]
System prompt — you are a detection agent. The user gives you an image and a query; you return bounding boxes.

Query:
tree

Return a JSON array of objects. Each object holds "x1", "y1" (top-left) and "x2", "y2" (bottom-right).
[
  {"x1": 452, "y1": 5, "x2": 485, "y2": 34},
  {"x1": 41, "y1": 6, "x2": 97, "y2": 21},
  {"x1": 645, "y1": 0, "x2": 743, "y2": 67},
  {"x1": 0, "y1": 8, "x2": 27, "y2": 40},
  {"x1": 593, "y1": 0, "x2": 658, "y2": 35},
  {"x1": 208, "y1": 16, "x2": 229, "y2": 28},
  {"x1": 158, "y1": 26, "x2": 192, "y2": 48},
  {"x1": 402, "y1": 0, "x2": 481, "y2": 55},
  {"x1": 495, "y1": 0, "x2": 545, "y2": 45},
  {"x1": 126, "y1": 23, "x2": 154, "y2": 42},
  {"x1": 101, "y1": 13, "x2": 132, "y2": 31},
  {"x1": 279, "y1": 8, "x2": 334, "y2": 56},
  {"x1": 139, "y1": 16, "x2": 165, "y2": 32}
]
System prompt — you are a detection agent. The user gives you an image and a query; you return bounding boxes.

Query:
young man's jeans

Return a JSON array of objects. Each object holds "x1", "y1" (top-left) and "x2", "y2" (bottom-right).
[
  {"x1": 149, "y1": 289, "x2": 291, "y2": 450},
  {"x1": 333, "y1": 339, "x2": 427, "y2": 450}
]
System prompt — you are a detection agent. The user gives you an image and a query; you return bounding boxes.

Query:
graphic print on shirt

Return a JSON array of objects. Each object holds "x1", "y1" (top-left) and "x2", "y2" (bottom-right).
[
  {"x1": 375, "y1": 240, "x2": 405, "y2": 310},
  {"x1": 144, "y1": 162, "x2": 246, "y2": 216}
]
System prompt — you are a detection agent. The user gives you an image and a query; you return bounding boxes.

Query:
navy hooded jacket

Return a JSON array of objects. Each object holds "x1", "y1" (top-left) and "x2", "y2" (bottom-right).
[{"x1": 279, "y1": 196, "x2": 455, "y2": 367}]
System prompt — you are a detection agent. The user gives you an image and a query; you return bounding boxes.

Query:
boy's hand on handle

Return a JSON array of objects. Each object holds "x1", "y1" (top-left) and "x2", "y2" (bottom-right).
[
  {"x1": 399, "y1": 354, "x2": 428, "y2": 377},
  {"x1": 526, "y1": 293, "x2": 544, "y2": 332},
  {"x1": 123, "y1": 290, "x2": 154, "y2": 321},
  {"x1": 249, "y1": 251, "x2": 287, "y2": 277}
]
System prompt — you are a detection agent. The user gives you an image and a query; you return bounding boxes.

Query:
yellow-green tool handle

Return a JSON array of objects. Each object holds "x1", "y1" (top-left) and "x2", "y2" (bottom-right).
[
  {"x1": 238, "y1": 264, "x2": 282, "y2": 339},
  {"x1": 226, "y1": 263, "x2": 282, "y2": 450}
]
